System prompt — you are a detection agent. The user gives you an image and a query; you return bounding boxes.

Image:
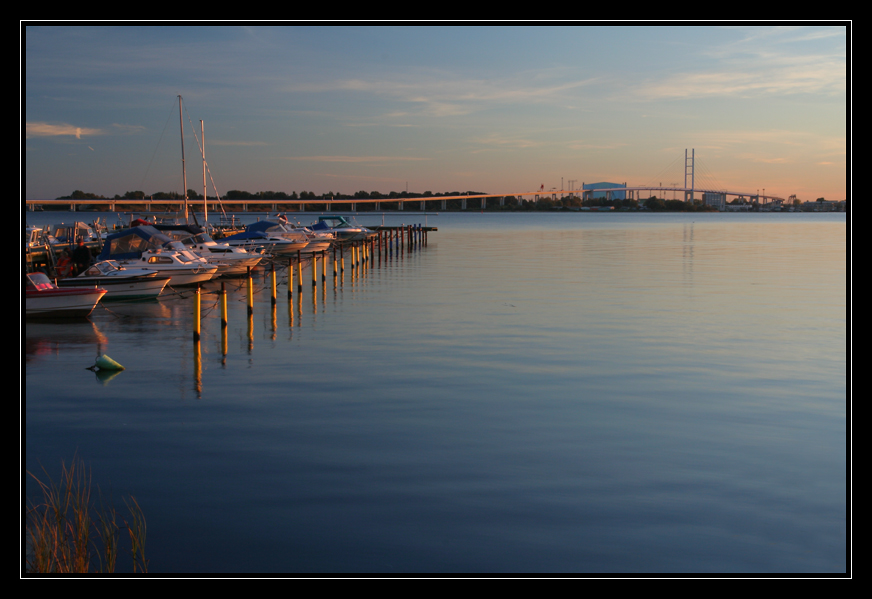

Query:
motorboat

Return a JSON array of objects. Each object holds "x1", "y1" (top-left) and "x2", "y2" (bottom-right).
[
  {"x1": 25, "y1": 272, "x2": 106, "y2": 318},
  {"x1": 297, "y1": 228, "x2": 334, "y2": 253},
  {"x1": 221, "y1": 221, "x2": 310, "y2": 256},
  {"x1": 309, "y1": 215, "x2": 375, "y2": 242},
  {"x1": 274, "y1": 215, "x2": 336, "y2": 252},
  {"x1": 153, "y1": 224, "x2": 263, "y2": 277},
  {"x1": 46, "y1": 222, "x2": 102, "y2": 245},
  {"x1": 56, "y1": 260, "x2": 170, "y2": 300},
  {"x1": 244, "y1": 220, "x2": 312, "y2": 251},
  {"x1": 25, "y1": 226, "x2": 55, "y2": 248},
  {"x1": 126, "y1": 249, "x2": 218, "y2": 286},
  {"x1": 97, "y1": 225, "x2": 218, "y2": 285}
]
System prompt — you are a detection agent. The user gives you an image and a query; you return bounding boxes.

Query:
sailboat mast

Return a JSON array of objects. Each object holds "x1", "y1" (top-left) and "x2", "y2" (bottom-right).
[
  {"x1": 201, "y1": 120, "x2": 208, "y2": 224},
  {"x1": 179, "y1": 95, "x2": 188, "y2": 223}
]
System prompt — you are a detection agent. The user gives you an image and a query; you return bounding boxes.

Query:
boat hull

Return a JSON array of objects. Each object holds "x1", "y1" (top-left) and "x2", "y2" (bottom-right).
[
  {"x1": 57, "y1": 276, "x2": 170, "y2": 300},
  {"x1": 157, "y1": 269, "x2": 217, "y2": 286},
  {"x1": 25, "y1": 287, "x2": 107, "y2": 318}
]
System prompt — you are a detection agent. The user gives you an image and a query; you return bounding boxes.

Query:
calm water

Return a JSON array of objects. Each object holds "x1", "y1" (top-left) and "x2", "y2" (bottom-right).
[{"x1": 23, "y1": 211, "x2": 848, "y2": 574}]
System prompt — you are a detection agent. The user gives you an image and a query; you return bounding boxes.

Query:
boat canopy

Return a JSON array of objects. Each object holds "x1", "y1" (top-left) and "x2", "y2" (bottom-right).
[
  {"x1": 245, "y1": 220, "x2": 287, "y2": 234},
  {"x1": 153, "y1": 224, "x2": 212, "y2": 244},
  {"x1": 311, "y1": 217, "x2": 341, "y2": 231},
  {"x1": 220, "y1": 230, "x2": 272, "y2": 241},
  {"x1": 98, "y1": 226, "x2": 178, "y2": 261}
]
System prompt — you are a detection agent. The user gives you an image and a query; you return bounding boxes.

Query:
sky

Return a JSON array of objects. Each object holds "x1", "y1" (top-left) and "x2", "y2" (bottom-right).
[{"x1": 23, "y1": 24, "x2": 848, "y2": 202}]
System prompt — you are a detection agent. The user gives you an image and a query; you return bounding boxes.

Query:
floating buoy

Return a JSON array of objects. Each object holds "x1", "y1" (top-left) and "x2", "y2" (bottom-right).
[{"x1": 94, "y1": 354, "x2": 125, "y2": 371}]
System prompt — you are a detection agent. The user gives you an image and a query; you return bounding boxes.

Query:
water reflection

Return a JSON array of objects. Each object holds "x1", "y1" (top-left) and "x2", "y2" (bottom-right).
[
  {"x1": 25, "y1": 213, "x2": 846, "y2": 573},
  {"x1": 24, "y1": 320, "x2": 108, "y2": 364}
]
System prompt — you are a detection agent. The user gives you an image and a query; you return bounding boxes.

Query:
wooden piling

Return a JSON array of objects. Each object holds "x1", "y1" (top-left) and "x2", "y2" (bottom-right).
[
  {"x1": 247, "y1": 267, "x2": 254, "y2": 315},
  {"x1": 221, "y1": 281, "x2": 228, "y2": 328},
  {"x1": 297, "y1": 255, "x2": 303, "y2": 293},
  {"x1": 322, "y1": 251, "x2": 327, "y2": 282},
  {"x1": 271, "y1": 262, "x2": 277, "y2": 305},
  {"x1": 194, "y1": 284, "x2": 201, "y2": 342}
]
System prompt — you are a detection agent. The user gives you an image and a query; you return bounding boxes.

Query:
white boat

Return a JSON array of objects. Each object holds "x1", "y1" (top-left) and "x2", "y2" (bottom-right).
[
  {"x1": 298, "y1": 229, "x2": 334, "y2": 253},
  {"x1": 274, "y1": 215, "x2": 336, "y2": 252},
  {"x1": 154, "y1": 224, "x2": 263, "y2": 276},
  {"x1": 309, "y1": 215, "x2": 375, "y2": 242},
  {"x1": 222, "y1": 221, "x2": 311, "y2": 256},
  {"x1": 46, "y1": 222, "x2": 102, "y2": 245},
  {"x1": 25, "y1": 226, "x2": 55, "y2": 248},
  {"x1": 25, "y1": 272, "x2": 106, "y2": 318},
  {"x1": 97, "y1": 225, "x2": 218, "y2": 285},
  {"x1": 124, "y1": 249, "x2": 218, "y2": 286},
  {"x1": 56, "y1": 260, "x2": 170, "y2": 300},
  {"x1": 189, "y1": 240, "x2": 262, "y2": 276}
]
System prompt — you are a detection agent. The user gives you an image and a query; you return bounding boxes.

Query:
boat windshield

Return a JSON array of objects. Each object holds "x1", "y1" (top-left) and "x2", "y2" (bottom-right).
[
  {"x1": 83, "y1": 261, "x2": 120, "y2": 276},
  {"x1": 319, "y1": 217, "x2": 350, "y2": 228},
  {"x1": 25, "y1": 272, "x2": 54, "y2": 290},
  {"x1": 176, "y1": 251, "x2": 200, "y2": 263},
  {"x1": 191, "y1": 233, "x2": 213, "y2": 244}
]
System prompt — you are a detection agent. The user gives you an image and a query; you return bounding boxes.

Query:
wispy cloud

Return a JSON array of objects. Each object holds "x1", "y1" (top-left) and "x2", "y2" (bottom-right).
[
  {"x1": 111, "y1": 123, "x2": 147, "y2": 134},
  {"x1": 469, "y1": 133, "x2": 544, "y2": 150},
  {"x1": 285, "y1": 155, "x2": 429, "y2": 163},
  {"x1": 636, "y1": 60, "x2": 845, "y2": 99},
  {"x1": 566, "y1": 140, "x2": 629, "y2": 151},
  {"x1": 634, "y1": 26, "x2": 846, "y2": 100},
  {"x1": 207, "y1": 140, "x2": 270, "y2": 147},
  {"x1": 26, "y1": 122, "x2": 103, "y2": 139},
  {"x1": 287, "y1": 71, "x2": 599, "y2": 119}
]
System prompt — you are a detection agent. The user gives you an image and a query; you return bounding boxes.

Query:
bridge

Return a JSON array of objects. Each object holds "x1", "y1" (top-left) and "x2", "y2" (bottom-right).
[
  {"x1": 24, "y1": 150, "x2": 783, "y2": 213},
  {"x1": 24, "y1": 185, "x2": 783, "y2": 214}
]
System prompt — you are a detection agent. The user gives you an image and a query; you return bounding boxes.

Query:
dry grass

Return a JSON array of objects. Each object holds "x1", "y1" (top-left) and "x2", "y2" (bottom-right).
[{"x1": 24, "y1": 457, "x2": 148, "y2": 574}]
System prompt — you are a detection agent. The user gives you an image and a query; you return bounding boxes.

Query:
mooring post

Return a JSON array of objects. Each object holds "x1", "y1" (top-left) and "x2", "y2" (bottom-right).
[
  {"x1": 247, "y1": 266, "x2": 254, "y2": 315},
  {"x1": 221, "y1": 281, "x2": 228, "y2": 328},
  {"x1": 194, "y1": 284, "x2": 201, "y2": 342},
  {"x1": 322, "y1": 251, "x2": 327, "y2": 282},
  {"x1": 297, "y1": 253, "x2": 303, "y2": 293}
]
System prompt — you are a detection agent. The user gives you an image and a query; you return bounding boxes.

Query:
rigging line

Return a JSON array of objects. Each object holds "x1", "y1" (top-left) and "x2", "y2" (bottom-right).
[{"x1": 139, "y1": 100, "x2": 179, "y2": 192}]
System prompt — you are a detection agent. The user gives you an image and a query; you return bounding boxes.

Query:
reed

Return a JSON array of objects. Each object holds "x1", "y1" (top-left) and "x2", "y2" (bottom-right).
[{"x1": 24, "y1": 457, "x2": 148, "y2": 574}]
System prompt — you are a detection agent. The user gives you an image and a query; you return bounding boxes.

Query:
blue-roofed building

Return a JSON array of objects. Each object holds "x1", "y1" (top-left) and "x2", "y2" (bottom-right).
[{"x1": 583, "y1": 182, "x2": 626, "y2": 201}]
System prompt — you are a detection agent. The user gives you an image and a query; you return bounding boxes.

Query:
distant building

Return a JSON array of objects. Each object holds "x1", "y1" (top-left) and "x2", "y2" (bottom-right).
[
  {"x1": 702, "y1": 192, "x2": 726, "y2": 211},
  {"x1": 583, "y1": 182, "x2": 626, "y2": 201},
  {"x1": 801, "y1": 199, "x2": 846, "y2": 212}
]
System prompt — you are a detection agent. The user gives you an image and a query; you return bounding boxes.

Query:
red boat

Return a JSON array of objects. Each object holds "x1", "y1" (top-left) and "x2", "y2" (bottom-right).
[{"x1": 25, "y1": 272, "x2": 106, "y2": 318}]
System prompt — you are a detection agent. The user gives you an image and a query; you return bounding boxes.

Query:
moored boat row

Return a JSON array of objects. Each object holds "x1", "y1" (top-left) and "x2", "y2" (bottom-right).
[{"x1": 24, "y1": 215, "x2": 379, "y2": 311}]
